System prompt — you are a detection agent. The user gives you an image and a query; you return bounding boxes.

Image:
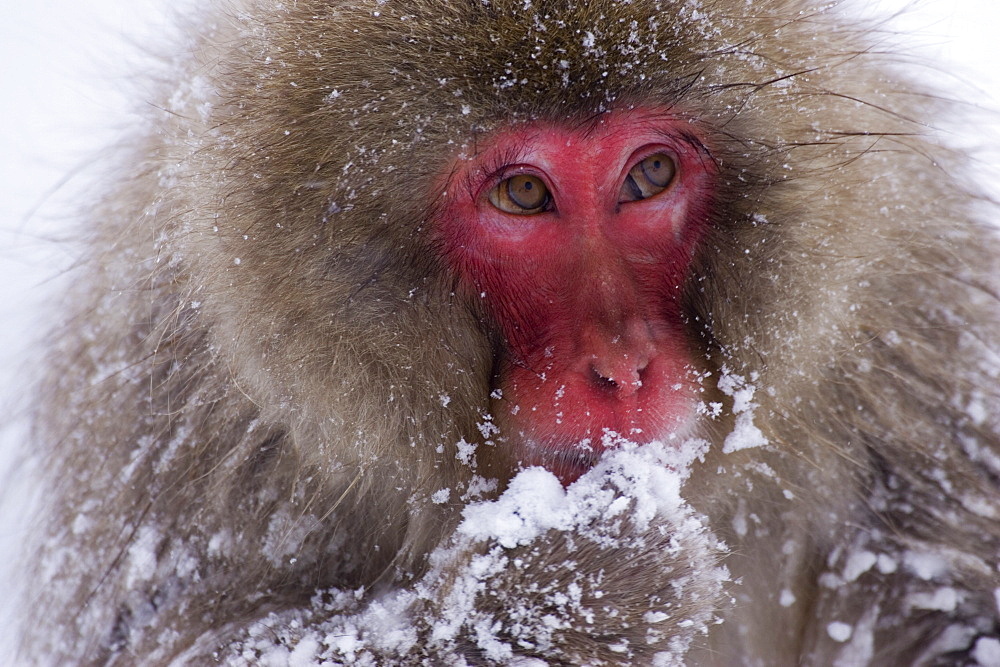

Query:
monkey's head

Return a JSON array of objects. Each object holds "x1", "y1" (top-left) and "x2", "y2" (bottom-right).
[{"x1": 195, "y1": 0, "x2": 897, "y2": 488}]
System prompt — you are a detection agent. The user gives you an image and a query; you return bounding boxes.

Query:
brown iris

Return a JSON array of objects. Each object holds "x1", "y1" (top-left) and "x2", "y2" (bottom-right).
[
  {"x1": 619, "y1": 153, "x2": 676, "y2": 203},
  {"x1": 489, "y1": 174, "x2": 551, "y2": 214}
]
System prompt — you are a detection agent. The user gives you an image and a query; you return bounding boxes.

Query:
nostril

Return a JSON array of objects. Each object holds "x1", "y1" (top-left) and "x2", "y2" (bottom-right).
[{"x1": 590, "y1": 365, "x2": 619, "y2": 392}]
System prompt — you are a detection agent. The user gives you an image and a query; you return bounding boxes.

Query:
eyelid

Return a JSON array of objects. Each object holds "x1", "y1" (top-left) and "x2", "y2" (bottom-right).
[
  {"x1": 485, "y1": 163, "x2": 542, "y2": 185},
  {"x1": 626, "y1": 144, "x2": 680, "y2": 171},
  {"x1": 475, "y1": 144, "x2": 534, "y2": 192}
]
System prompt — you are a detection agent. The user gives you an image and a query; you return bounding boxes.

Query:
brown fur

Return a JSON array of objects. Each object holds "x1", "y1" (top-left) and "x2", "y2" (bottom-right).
[{"x1": 19, "y1": 0, "x2": 1000, "y2": 664}]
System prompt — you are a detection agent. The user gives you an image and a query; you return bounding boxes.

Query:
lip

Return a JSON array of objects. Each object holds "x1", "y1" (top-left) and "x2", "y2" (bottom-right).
[
  {"x1": 520, "y1": 440, "x2": 606, "y2": 485},
  {"x1": 516, "y1": 406, "x2": 702, "y2": 485}
]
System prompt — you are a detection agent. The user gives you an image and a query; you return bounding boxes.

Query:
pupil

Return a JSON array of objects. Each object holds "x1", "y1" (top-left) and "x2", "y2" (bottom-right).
[{"x1": 524, "y1": 182, "x2": 533, "y2": 190}]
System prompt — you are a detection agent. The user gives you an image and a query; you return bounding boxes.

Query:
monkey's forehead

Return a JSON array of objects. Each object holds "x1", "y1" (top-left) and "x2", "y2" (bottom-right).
[{"x1": 233, "y1": 0, "x2": 832, "y2": 126}]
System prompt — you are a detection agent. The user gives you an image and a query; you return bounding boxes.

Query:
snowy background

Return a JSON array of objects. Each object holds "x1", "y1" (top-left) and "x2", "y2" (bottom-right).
[{"x1": 0, "y1": 0, "x2": 998, "y2": 653}]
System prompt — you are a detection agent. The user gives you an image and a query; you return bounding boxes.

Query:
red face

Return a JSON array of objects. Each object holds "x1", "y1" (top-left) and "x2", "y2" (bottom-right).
[{"x1": 436, "y1": 109, "x2": 716, "y2": 484}]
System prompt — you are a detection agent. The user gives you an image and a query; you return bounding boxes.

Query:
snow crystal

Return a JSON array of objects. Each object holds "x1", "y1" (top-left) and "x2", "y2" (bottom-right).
[
  {"x1": 961, "y1": 493, "x2": 1000, "y2": 520},
  {"x1": 827, "y1": 621, "x2": 853, "y2": 643},
  {"x1": 717, "y1": 368, "x2": 768, "y2": 454},
  {"x1": 287, "y1": 635, "x2": 321, "y2": 666},
  {"x1": 71, "y1": 513, "x2": 93, "y2": 536},
  {"x1": 818, "y1": 572, "x2": 843, "y2": 589},
  {"x1": 461, "y1": 474, "x2": 498, "y2": 501},
  {"x1": 208, "y1": 529, "x2": 233, "y2": 556},
  {"x1": 842, "y1": 550, "x2": 877, "y2": 582},
  {"x1": 876, "y1": 554, "x2": 898, "y2": 574},
  {"x1": 731, "y1": 498, "x2": 748, "y2": 537},
  {"x1": 882, "y1": 330, "x2": 901, "y2": 346},
  {"x1": 908, "y1": 587, "x2": 958, "y2": 613},
  {"x1": 973, "y1": 637, "x2": 1000, "y2": 666},
  {"x1": 126, "y1": 524, "x2": 161, "y2": 588},
  {"x1": 967, "y1": 392, "x2": 988, "y2": 426},
  {"x1": 608, "y1": 639, "x2": 629, "y2": 653},
  {"x1": 833, "y1": 606, "x2": 877, "y2": 667},
  {"x1": 779, "y1": 589, "x2": 796, "y2": 607},
  {"x1": 903, "y1": 550, "x2": 951, "y2": 580},
  {"x1": 455, "y1": 438, "x2": 478, "y2": 467},
  {"x1": 645, "y1": 611, "x2": 671, "y2": 623}
]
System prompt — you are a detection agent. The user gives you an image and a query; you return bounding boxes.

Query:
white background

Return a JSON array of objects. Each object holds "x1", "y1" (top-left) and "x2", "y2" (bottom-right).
[{"x1": 0, "y1": 0, "x2": 998, "y2": 651}]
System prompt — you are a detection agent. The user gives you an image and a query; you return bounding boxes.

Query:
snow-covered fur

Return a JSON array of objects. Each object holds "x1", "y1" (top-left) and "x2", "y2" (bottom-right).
[{"x1": 17, "y1": 0, "x2": 1000, "y2": 664}]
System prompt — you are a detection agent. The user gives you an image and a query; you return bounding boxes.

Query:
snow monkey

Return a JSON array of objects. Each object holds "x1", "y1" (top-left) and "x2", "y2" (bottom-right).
[{"x1": 18, "y1": 0, "x2": 1000, "y2": 664}]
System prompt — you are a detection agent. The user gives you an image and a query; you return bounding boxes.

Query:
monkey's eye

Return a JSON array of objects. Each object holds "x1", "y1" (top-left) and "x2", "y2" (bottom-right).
[
  {"x1": 489, "y1": 174, "x2": 551, "y2": 215},
  {"x1": 619, "y1": 153, "x2": 677, "y2": 203}
]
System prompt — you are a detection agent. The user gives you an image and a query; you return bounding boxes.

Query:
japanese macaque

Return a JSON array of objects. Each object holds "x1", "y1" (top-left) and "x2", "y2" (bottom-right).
[{"x1": 18, "y1": 0, "x2": 1000, "y2": 664}]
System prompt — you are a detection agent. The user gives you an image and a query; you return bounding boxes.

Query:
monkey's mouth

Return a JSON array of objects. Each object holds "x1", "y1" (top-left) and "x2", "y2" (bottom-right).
[
  {"x1": 520, "y1": 434, "x2": 623, "y2": 485},
  {"x1": 518, "y1": 410, "x2": 701, "y2": 485},
  {"x1": 529, "y1": 445, "x2": 603, "y2": 485},
  {"x1": 498, "y1": 356, "x2": 702, "y2": 486}
]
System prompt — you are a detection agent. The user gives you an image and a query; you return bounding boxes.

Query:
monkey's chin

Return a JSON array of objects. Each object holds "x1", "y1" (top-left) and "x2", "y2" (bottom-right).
[{"x1": 521, "y1": 409, "x2": 700, "y2": 486}]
